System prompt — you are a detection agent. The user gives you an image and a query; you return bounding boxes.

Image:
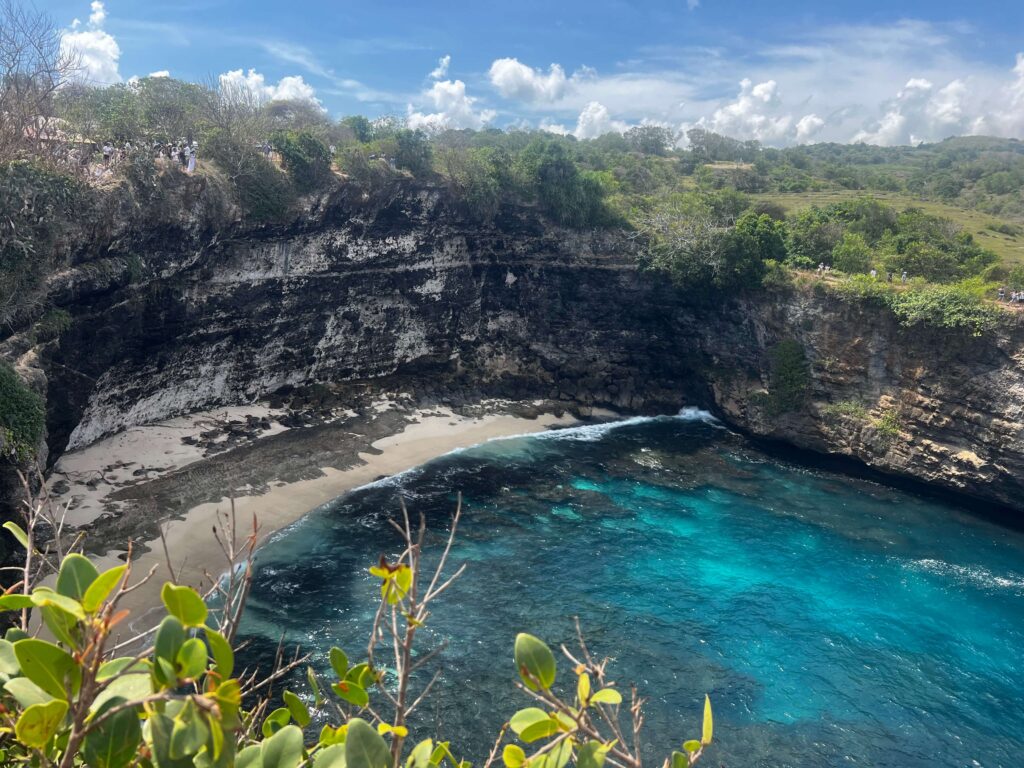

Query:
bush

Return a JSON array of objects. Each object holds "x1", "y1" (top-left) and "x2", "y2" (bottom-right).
[
  {"x1": 271, "y1": 130, "x2": 332, "y2": 192},
  {"x1": 767, "y1": 339, "x2": 810, "y2": 415},
  {"x1": 206, "y1": 130, "x2": 294, "y2": 220},
  {"x1": 0, "y1": 361, "x2": 45, "y2": 460},
  {"x1": 821, "y1": 400, "x2": 868, "y2": 422},
  {"x1": 831, "y1": 232, "x2": 873, "y2": 274},
  {"x1": 889, "y1": 283, "x2": 1003, "y2": 335}
]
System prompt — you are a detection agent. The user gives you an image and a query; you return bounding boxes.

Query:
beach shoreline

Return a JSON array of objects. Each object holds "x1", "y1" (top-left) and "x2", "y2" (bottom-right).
[{"x1": 46, "y1": 398, "x2": 582, "y2": 633}]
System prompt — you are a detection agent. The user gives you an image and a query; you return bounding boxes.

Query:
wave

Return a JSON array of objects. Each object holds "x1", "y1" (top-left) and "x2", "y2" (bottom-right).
[
  {"x1": 498, "y1": 407, "x2": 725, "y2": 444},
  {"x1": 906, "y1": 558, "x2": 1024, "y2": 593}
]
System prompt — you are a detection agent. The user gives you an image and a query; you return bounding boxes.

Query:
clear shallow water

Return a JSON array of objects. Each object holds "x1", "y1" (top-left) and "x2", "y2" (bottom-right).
[{"x1": 238, "y1": 413, "x2": 1024, "y2": 768}]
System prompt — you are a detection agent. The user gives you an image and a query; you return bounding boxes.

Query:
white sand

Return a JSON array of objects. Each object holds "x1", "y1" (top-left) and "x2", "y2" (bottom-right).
[{"x1": 59, "y1": 405, "x2": 576, "y2": 632}]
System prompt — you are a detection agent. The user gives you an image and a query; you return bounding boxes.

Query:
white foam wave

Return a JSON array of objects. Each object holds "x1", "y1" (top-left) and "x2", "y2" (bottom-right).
[{"x1": 907, "y1": 558, "x2": 1024, "y2": 592}]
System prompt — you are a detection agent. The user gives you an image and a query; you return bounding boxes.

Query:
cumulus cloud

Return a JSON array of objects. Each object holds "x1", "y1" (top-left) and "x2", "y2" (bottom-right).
[
  {"x1": 850, "y1": 57, "x2": 1024, "y2": 146},
  {"x1": 148, "y1": 70, "x2": 171, "y2": 79},
  {"x1": 488, "y1": 58, "x2": 575, "y2": 103},
  {"x1": 429, "y1": 55, "x2": 451, "y2": 80},
  {"x1": 573, "y1": 101, "x2": 630, "y2": 138},
  {"x1": 61, "y1": 1, "x2": 121, "y2": 85},
  {"x1": 407, "y1": 71, "x2": 496, "y2": 131},
  {"x1": 218, "y1": 68, "x2": 323, "y2": 107}
]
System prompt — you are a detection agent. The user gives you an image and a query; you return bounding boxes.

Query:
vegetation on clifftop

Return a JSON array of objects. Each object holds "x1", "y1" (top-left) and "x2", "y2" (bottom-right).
[{"x1": 0, "y1": 362, "x2": 44, "y2": 460}]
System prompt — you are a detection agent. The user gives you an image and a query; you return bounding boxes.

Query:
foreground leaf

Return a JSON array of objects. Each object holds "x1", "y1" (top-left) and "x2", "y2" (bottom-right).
[
  {"x1": 513, "y1": 633, "x2": 556, "y2": 690},
  {"x1": 15, "y1": 699, "x2": 67, "y2": 748},
  {"x1": 345, "y1": 718, "x2": 390, "y2": 768}
]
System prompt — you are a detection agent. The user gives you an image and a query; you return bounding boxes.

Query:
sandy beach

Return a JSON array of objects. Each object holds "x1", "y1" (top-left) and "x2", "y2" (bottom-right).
[{"x1": 46, "y1": 399, "x2": 577, "y2": 634}]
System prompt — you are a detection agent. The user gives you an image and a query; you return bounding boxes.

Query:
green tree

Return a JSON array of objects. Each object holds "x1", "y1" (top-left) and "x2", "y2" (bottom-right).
[
  {"x1": 831, "y1": 232, "x2": 873, "y2": 274},
  {"x1": 271, "y1": 129, "x2": 332, "y2": 192}
]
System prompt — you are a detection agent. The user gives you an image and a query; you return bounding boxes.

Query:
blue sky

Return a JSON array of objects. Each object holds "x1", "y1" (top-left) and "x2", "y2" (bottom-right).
[{"x1": 53, "y1": 0, "x2": 1024, "y2": 145}]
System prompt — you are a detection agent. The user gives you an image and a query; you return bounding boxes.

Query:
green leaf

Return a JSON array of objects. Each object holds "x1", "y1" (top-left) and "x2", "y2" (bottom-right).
[
  {"x1": 262, "y1": 708, "x2": 292, "y2": 738},
  {"x1": 513, "y1": 633, "x2": 556, "y2": 691},
  {"x1": 2, "y1": 521, "x2": 29, "y2": 550},
  {"x1": 97, "y1": 657, "x2": 149, "y2": 681},
  {"x1": 40, "y1": 603, "x2": 82, "y2": 649},
  {"x1": 92, "y1": 673, "x2": 151, "y2": 713},
  {"x1": 82, "y1": 565, "x2": 127, "y2": 613},
  {"x1": 148, "y1": 712, "x2": 195, "y2": 768},
  {"x1": 153, "y1": 616, "x2": 186, "y2": 686},
  {"x1": 4, "y1": 676, "x2": 52, "y2": 708},
  {"x1": 345, "y1": 718, "x2": 390, "y2": 768},
  {"x1": 283, "y1": 690, "x2": 311, "y2": 728},
  {"x1": 589, "y1": 688, "x2": 622, "y2": 706},
  {"x1": 520, "y1": 718, "x2": 559, "y2": 743},
  {"x1": 13, "y1": 639, "x2": 80, "y2": 699},
  {"x1": 0, "y1": 639, "x2": 19, "y2": 680},
  {"x1": 15, "y1": 699, "x2": 67, "y2": 748},
  {"x1": 204, "y1": 628, "x2": 234, "y2": 679},
  {"x1": 0, "y1": 594, "x2": 34, "y2": 611},
  {"x1": 315, "y1": 744, "x2": 348, "y2": 768},
  {"x1": 237, "y1": 744, "x2": 264, "y2": 768},
  {"x1": 332, "y1": 680, "x2": 368, "y2": 708},
  {"x1": 82, "y1": 697, "x2": 142, "y2": 768},
  {"x1": 31, "y1": 588, "x2": 85, "y2": 620},
  {"x1": 682, "y1": 741, "x2": 701, "y2": 754},
  {"x1": 329, "y1": 647, "x2": 348, "y2": 679},
  {"x1": 406, "y1": 738, "x2": 433, "y2": 768},
  {"x1": 307, "y1": 666, "x2": 323, "y2": 708},
  {"x1": 176, "y1": 638, "x2": 208, "y2": 681},
  {"x1": 509, "y1": 707, "x2": 550, "y2": 737},
  {"x1": 5, "y1": 627, "x2": 28, "y2": 642},
  {"x1": 670, "y1": 751, "x2": 687, "y2": 768},
  {"x1": 576, "y1": 742, "x2": 607, "y2": 768},
  {"x1": 702, "y1": 695, "x2": 712, "y2": 745},
  {"x1": 546, "y1": 738, "x2": 573, "y2": 768},
  {"x1": 56, "y1": 553, "x2": 100, "y2": 600},
  {"x1": 502, "y1": 745, "x2": 525, "y2": 768},
  {"x1": 261, "y1": 724, "x2": 305, "y2": 768},
  {"x1": 170, "y1": 701, "x2": 209, "y2": 759},
  {"x1": 160, "y1": 583, "x2": 208, "y2": 627}
]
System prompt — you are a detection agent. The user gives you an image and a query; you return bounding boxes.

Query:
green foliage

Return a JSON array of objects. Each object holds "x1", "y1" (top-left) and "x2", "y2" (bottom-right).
[
  {"x1": 271, "y1": 130, "x2": 332, "y2": 192},
  {"x1": 392, "y1": 129, "x2": 433, "y2": 177},
  {"x1": 874, "y1": 409, "x2": 903, "y2": 445},
  {"x1": 0, "y1": 362, "x2": 45, "y2": 460},
  {"x1": 206, "y1": 130, "x2": 295, "y2": 220},
  {"x1": 0, "y1": 517, "x2": 716, "y2": 768},
  {"x1": 831, "y1": 232, "x2": 873, "y2": 274},
  {"x1": 516, "y1": 139, "x2": 612, "y2": 227},
  {"x1": 767, "y1": 339, "x2": 810, "y2": 415},
  {"x1": 0, "y1": 161, "x2": 88, "y2": 323},
  {"x1": 821, "y1": 400, "x2": 868, "y2": 422},
  {"x1": 889, "y1": 282, "x2": 1003, "y2": 335}
]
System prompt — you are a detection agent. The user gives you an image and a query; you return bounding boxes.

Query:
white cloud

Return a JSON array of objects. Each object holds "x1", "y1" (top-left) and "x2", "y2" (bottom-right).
[
  {"x1": 488, "y1": 58, "x2": 574, "y2": 103},
  {"x1": 148, "y1": 70, "x2": 171, "y2": 79},
  {"x1": 573, "y1": 101, "x2": 629, "y2": 139},
  {"x1": 483, "y1": 21, "x2": 1024, "y2": 146},
  {"x1": 429, "y1": 55, "x2": 451, "y2": 80},
  {"x1": 61, "y1": 1, "x2": 121, "y2": 85},
  {"x1": 218, "y1": 68, "x2": 323, "y2": 107},
  {"x1": 407, "y1": 78, "x2": 496, "y2": 131}
]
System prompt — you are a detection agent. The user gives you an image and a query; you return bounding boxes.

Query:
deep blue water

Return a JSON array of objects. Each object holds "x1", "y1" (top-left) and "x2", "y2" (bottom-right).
[{"x1": 238, "y1": 412, "x2": 1024, "y2": 768}]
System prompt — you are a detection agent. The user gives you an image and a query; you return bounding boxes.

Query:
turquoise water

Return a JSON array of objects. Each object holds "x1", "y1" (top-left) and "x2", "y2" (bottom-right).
[{"x1": 238, "y1": 413, "x2": 1024, "y2": 767}]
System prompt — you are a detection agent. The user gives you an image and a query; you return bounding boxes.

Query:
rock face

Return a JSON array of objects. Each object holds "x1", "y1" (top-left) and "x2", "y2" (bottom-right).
[{"x1": 3, "y1": 176, "x2": 1024, "y2": 532}]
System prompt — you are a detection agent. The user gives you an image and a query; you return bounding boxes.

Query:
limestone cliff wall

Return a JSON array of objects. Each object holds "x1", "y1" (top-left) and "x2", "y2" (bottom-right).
[{"x1": 3, "y1": 176, "x2": 1024, "y2": 530}]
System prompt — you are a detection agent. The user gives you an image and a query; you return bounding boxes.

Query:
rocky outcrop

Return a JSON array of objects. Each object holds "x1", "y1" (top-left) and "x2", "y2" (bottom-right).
[
  {"x1": 694, "y1": 290, "x2": 1024, "y2": 508},
  {"x1": 3, "y1": 173, "x2": 1024, "y2": 534}
]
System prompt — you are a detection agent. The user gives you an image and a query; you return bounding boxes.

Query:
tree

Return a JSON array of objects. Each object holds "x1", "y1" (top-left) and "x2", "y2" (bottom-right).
[
  {"x1": 391, "y1": 128, "x2": 433, "y2": 177},
  {"x1": 272, "y1": 129, "x2": 332, "y2": 192},
  {"x1": 831, "y1": 232, "x2": 873, "y2": 274},
  {"x1": 0, "y1": 0, "x2": 79, "y2": 160},
  {"x1": 624, "y1": 125, "x2": 676, "y2": 156},
  {"x1": 341, "y1": 114, "x2": 373, "y2": 143}
]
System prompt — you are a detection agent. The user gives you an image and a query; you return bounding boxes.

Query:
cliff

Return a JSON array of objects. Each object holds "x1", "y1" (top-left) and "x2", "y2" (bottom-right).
[{"x1": 2, "y1": 173, "x2": 1023, "y2": 556}]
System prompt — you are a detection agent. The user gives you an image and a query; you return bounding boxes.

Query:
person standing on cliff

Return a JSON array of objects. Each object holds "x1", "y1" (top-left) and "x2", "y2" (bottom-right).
[{"x1": 186, "y1": 143, "x2": 197, "y2": 174}]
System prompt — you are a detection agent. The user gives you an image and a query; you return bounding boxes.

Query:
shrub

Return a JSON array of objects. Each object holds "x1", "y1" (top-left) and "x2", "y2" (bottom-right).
[
  {"x1": 271, "y1": 130, "x2": 332, "y2": 192},
  {"x1": 0, "y1": 361, "x2": 45, "y2": 460},
  {"x1": 821, "y1": 400, "x2": 868, "y2": 422},
  {"x1": 831, "y1": 232, "x2": 873, "y2": 274},
  {"x1": 874, "y1": 409, "x2": 902, "y2": 444},
  {"x1": 889, "y1": 282, "x2": 1003, "y2": 336},
  {"x1": 767, "y1": 339, "x2": 811, "y2": 415},
  {"x1": 206, "y1": 130, "x2": 295, "y2": 220}
]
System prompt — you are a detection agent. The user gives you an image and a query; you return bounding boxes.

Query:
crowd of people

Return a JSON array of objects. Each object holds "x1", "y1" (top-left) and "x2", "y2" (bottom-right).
[
  {"x1": 997, "y1": 287, "x2": 1024, "y2": 303},
  {"x1": 46, "y1": 137, "x2": 200, "y2": 180}
]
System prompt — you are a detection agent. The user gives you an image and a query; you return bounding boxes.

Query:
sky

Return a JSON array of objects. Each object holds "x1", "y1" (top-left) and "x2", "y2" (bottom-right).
[{"x1": 51, "y1": 0, "x2": 1024, "y2": 146}]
